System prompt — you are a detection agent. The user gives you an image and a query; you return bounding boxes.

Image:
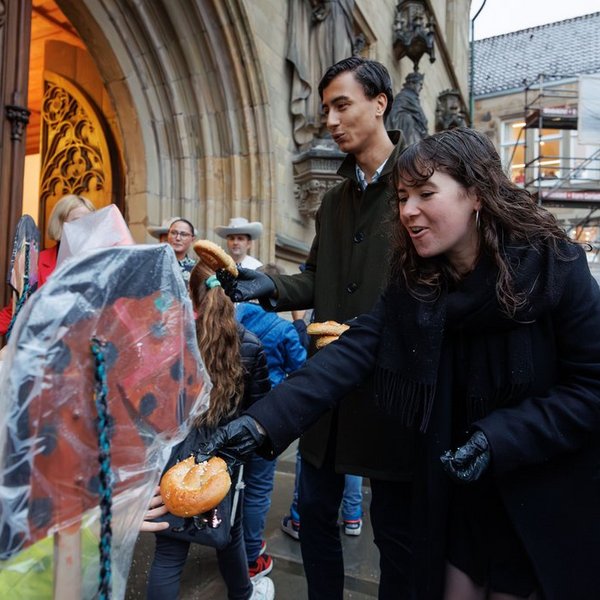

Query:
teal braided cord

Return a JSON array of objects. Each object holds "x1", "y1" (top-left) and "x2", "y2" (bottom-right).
[
  {"x1": 91, "y1": 338, "x2": 114, "y2": 600},
  {"x1": 5, "y1": 242, "x2": 32, "y2": 341}
]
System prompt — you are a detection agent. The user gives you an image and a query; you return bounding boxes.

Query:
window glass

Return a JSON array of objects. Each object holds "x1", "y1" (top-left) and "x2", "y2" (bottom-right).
[
  {"x1": 570, "y1": 131, "x2": 600, "y2": 183},
  {"x1": 536, "y1": 129, "x2": 562, "y2": 181},
  {"x1": 501, "y1": 120, "x2": 525, "y2": 185}
]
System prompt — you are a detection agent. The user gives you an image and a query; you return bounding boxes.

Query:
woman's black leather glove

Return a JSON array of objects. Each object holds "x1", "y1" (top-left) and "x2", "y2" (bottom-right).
[
  {"x1": 440, "y1": 430, "x2": 490, "y2": 483},
  {"x1": 216, "y1": 268, "x2": 276, "y2": 303},
  {"x1": 195, "y1": 415, "x2": 266, "y2": 467}
]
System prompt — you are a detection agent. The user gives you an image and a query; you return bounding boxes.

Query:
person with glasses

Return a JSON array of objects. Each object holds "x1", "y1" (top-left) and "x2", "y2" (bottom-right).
[
  {"x1": 166, "y1": 218, "x2": 197, "y2": 284},
  {"x1": 147, "y1": 217, "x2": 181, "y2": 244}
]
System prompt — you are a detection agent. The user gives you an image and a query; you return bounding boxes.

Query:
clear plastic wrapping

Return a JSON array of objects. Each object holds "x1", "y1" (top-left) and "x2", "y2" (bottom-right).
[
  {"x1": 0, "y1": 244, "x2": 210, "y2": 598},
  {"x1": 56, "y1": 205, "x2": 134, "y2": 268}
]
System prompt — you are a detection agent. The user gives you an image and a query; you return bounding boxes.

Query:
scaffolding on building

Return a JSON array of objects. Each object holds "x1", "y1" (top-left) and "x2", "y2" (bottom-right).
[{"x1": 522, "y1": 75, "x2": 600, "y2": 217}]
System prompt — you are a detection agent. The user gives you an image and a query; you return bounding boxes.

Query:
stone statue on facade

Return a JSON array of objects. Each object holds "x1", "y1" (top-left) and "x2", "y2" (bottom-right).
[
  {"x1": 286, "y1": 0, "x2": 356, "y2": 146},
  {"x1": 386, "y1": 71, "x2": 428, "y2": 145},
  {"x1": 435, "y1": 88, "x2": 468, "y2": 132}
]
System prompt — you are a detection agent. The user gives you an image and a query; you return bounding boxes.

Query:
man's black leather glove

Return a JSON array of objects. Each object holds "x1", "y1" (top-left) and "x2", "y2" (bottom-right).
[
  {"x1": 440, "y1": 430, "x2": 491, "y2": 483},
  {"x1": 195, "y1": 415, "x2": 266, "y2": 467},
  {"x1": 216, "y1": 267, "x2": 276, "y2": 303}
]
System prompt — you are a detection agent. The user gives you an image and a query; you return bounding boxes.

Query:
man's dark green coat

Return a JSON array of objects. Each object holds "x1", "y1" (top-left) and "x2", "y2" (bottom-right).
[{"x1": 262, "y1": 131, "x2": 412, "y2": 480}]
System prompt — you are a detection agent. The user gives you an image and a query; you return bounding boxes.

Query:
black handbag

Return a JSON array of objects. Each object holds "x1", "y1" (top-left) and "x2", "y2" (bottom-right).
[
  {"x1": 157, "y1": 464, "x2": 244, "y2": 549},
  {"x1": 153, "y1": 426, "x2": 245, "y2": 550}
]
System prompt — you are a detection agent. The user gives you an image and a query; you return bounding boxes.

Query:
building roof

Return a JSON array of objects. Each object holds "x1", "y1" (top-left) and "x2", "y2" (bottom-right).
[{"x1": 473, "y1": 12, "x2": 600, "y2": 96}]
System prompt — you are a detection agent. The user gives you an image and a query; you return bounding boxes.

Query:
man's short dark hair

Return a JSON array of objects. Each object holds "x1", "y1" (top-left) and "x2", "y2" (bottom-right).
[{"x1": 318, "y1": 57, "x2": 394, "y2": 118}]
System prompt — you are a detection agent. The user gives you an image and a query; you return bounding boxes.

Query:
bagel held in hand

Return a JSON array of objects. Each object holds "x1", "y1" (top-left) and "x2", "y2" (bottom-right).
[
  {"x1": 307, "y1": 320, "x2": 350, "y2": 348},
  {"x1": 160, "y1": 456, "x2": 231, "y2": 518},
  {"x1": 315, "y1": 334, "x2": 340, "y2": 349},
  {"x1": 193, "y1": 239, "x2": 239, "y2": 278},
  {"x1": 306, "y1": 320, "x2": 350, "y2": 337}
]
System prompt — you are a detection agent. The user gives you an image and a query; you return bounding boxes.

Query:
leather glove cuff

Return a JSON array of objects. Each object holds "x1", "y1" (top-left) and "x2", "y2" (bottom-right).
[{"x1": 195, "y1": 416, "x2": 266, "y2": 467}]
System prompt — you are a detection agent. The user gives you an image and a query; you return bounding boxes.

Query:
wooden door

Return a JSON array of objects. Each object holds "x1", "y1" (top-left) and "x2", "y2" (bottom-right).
[{"x1": 0, "y1": 0, "x2": 32, "y2": 306}]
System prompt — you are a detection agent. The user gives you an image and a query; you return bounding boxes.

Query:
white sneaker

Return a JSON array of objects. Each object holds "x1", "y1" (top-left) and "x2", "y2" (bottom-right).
[
  {"x1": 251, "y1": 576, "x2": 275, "y2": 600},
  {"x1": 343, "y1": 518, "x2": 363, "y2": 536}
]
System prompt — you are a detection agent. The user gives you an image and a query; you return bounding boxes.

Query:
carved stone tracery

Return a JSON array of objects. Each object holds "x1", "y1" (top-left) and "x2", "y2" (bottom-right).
[
  {"x1": 293, "y1": 143, "x2": 344, "y2": 220},
  {"x1": 295, "y1": 178, "x2": 342, "y2": 220}
]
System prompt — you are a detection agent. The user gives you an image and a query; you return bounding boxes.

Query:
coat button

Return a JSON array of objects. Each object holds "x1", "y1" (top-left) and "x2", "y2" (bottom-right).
[
  {"x1": 353, "y1": 231, "x2": 365, "y2": 243},
  {"x1": 346, "y1": 282, "x2": 358, "y2": 293}
]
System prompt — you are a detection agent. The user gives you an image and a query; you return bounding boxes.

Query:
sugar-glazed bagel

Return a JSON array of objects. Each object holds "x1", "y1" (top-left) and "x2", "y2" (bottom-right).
[
  {"x1": 315, "y1": 334, "x2": 340, "y2": 349},
  {"x1": 192, "y1": 240, "x2": 239, "y2": 277},
  {"x1": 160, "y1": 456, "x2": 231, "y2": 517},
  {"x1": 307, "y1": 320, "x2": 350, "y2": 337}
]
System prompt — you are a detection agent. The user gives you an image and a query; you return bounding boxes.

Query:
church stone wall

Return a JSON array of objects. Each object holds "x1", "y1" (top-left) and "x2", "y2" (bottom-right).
[
  {"x1": 243, "y1": 0, "x2": 470, "y2": 268},
  {"x1": 52, "y1": 0, "x2": 470, "y2": 269}
]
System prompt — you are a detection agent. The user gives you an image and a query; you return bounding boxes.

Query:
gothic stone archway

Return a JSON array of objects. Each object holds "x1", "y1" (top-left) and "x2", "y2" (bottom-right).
[{"x1": 55, "y1": 0, "x2": 276, "y2": 259}]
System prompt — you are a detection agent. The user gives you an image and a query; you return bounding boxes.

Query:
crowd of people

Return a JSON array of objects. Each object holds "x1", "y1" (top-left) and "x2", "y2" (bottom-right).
[
  {"x1": 140, "y1": 219, "x2": 309, "y2": 599},
  {"x1": 142, "y1": 56, "x2": 600, "y2": 600},
  {"x1": 2, "y1": 55, "x2": 599, "y2": 600},
  {"x1": 0, "y1": 196, "x2": 303, "y2": 599}
]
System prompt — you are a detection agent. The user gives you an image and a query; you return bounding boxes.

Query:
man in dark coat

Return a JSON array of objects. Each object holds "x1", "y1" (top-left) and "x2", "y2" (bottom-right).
[{"x1": 220, "y1": 57, "x2": 412, "y2": 599}]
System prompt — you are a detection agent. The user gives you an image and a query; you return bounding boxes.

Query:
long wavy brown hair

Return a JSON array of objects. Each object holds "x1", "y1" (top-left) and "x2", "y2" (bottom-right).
[
  {"x1": 189, "y1": 262, "x2": 244, "y2": 428},
  {"x1": 391, "y1": 127, "x2": 570, "y2": 316}
]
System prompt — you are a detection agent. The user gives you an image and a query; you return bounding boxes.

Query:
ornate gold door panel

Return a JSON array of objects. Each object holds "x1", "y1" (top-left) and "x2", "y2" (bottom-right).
[
  {"x1": 0, "y1": 0, "x2": 32, "y2": 306},
  {"x1": 39, "y1": 71, "x2": 121, "y2": 248}
]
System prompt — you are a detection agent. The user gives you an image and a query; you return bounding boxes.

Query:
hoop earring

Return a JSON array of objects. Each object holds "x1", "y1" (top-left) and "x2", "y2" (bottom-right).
[{"x1": 475, "y1": 209, "x2": 480, "y2": 230}]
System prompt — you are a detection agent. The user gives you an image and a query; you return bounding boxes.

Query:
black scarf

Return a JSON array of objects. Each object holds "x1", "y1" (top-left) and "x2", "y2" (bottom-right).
[{"x1": 374, "y1": 241, "x2": 579, "y2": 431}]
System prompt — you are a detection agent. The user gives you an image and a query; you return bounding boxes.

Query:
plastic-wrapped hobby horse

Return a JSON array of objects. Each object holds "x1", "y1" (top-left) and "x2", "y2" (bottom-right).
[{"x1": 0, "y1": 243, "x2": 210, "y2": 599}]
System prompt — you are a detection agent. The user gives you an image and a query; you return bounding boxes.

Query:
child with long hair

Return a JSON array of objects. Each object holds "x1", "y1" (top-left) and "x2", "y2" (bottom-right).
[{"x1": 146, "y1": 261, "x2": 273, "y2": 600}]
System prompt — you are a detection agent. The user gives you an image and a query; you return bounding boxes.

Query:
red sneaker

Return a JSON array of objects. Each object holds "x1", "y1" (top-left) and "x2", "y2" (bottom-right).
[{"x1": 248, "y1": 554, "x2": 273, "y2": 581}]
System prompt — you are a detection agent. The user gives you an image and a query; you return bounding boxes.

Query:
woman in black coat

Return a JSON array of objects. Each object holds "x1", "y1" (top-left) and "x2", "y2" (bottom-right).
[{"x1": 200, "y1": 128, "x2": 600, "y2": 600}]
